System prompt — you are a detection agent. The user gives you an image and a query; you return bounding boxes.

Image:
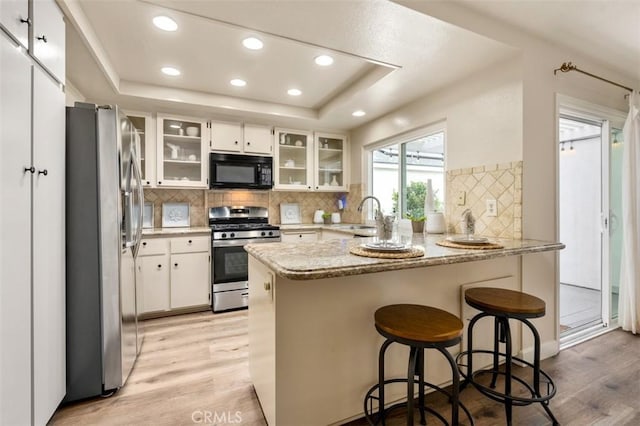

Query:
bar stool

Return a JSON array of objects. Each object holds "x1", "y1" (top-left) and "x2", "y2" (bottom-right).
[
  {"x1": 363, "y1": 304, "x2": 474, "y2": 426},
  {"x1": 457, "y1": 288, "x2": 558, "y2": 426}
]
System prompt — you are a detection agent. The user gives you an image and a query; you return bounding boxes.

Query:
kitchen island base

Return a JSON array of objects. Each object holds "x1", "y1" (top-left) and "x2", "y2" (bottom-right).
[{"x1": 248, "y1": 255, "x2": 532, "y2": 425}]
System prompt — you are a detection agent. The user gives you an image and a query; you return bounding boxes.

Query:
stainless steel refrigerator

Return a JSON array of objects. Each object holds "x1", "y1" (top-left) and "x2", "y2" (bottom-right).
[{"x1": 65, "y1": 103, "x2": 144, "y2": 402}]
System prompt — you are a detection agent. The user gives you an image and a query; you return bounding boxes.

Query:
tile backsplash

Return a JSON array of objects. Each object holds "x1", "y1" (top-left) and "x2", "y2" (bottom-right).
[
  {"x1": 445, "y1": 161, "x2": 522, "y2": 239},
  {"x1": 144, "y1": 184, "x2": 364, "y2": 227}
]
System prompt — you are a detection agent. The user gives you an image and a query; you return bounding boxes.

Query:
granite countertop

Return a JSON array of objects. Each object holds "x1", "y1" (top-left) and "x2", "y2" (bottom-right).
[
  {"x1": 245, "y1": 234, "x2": 565, "y2": 280},
  {"x1": 280, "y1": 223, "x2": 376, "y2": 237},
  {"x1": 142, "y1": 226, "x2": 212, "y2": 236}
]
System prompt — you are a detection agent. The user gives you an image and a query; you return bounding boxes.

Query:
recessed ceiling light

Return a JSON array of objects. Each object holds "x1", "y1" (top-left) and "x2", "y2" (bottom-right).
[
  {"x1": 352, "y1": 110, "x2": 366, "y2": 117},
  {"x1": 242, "y1": 37, "x2": 263, "y2": 50},
  {"x1": 287, "y1": 88, "x2": 302, "y2": 96},
  {"x1": 161, "y1": 66, "x2": 181, "y2": 76},
  {"x1": 314, "y1": 55, "x2": 334, "y2": 66},
  {"x1": 230, "y1": 79, "x2": 247, "y2": 87},
  {"x1": 153, "y1": 16, "x2": 178, "y2": 32}
]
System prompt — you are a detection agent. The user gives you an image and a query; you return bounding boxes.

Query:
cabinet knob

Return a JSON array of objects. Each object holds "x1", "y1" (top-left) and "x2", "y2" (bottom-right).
[
  {"x1": 315, "y1": 186, "x2": 319, "y2": 190},
  {"x1": 20, "y1": 17, "x2": 31, "y2": 26},
  {"x1": 157, "y1": 264, "x2": 162, "y2": 269},
  {"x1": 158, "y1": 181, "x2": 162, "y2": 185},
  {"x1": 174, "y1": 263, "x2": 178, "y2": 267},
  {"x1": 234, "y1": 140, "x2": 238, "y2": 145},
  {"x1": 308, "y1": 186, "x2": 311, "y2": 189},
  {"x1": 142, "y1": 242, "x2": 147, "y2": 246},
  {"x1": 298, "y1": 234, "x2": 302, "y2": 238},
  {"x1": 37, "y1": 35, "x2": 48, "y2": 43},
  {"x1": 24, "y1": 166, "x2": 35, "y2": 174},
  {"x1": 38, "y1": 169, "x2": 48, "y2": 176},
  {"x1": 146, "y1": 180, "x2": 150, "y2": 185},
  {"x1": 188, "y1": 239, "x2": 192, "y2": 244},
  {"x1": 247, "y1": 141, "x2": 251, "y2": 146},
  {"x1": 264, "y1": 282, "x2": 271, "y2": 291}
]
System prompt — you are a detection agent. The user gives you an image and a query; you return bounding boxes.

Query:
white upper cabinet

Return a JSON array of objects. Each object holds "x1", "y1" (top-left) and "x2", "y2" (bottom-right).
[
  {"x1": 126, "y1": 111, "x2": 155, "y2": 187},
  {"x1": 243, "y1": 124, "x2": 272, "y2": 154},
  {"x1": 314, "y1": 132, "x2": 348, "y2": 191},
  {"x1": 274, "y1": 128, "x2": 314, "y2": 191},
  {"x1": 210, "y1": 120, "x2": 243, "y2": 152},
  {"x1": 32, "y1": 0, "x2": 65, "y2": 83},
  {"x1": 210, "y1": 121, "x2": 272, "y2": 155},
  {"x1": 274, "y1": 129, "x2": 348, "y2": 192},
  {"x1": 156, "y1": 114, "x2": 209, "y2": 188},
  {"x1": 0, "y1": 0, "x2": 29, "y2": 47}
]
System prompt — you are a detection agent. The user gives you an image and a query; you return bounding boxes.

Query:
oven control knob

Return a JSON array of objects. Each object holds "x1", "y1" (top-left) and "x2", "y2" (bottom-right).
[
  {"x1": 221, "y1": 233, "x2": 227, "y2": 238},
  {"x1": 230, "y1": 233, "x2": 235, "y2": 238},
  {"x1": 261, "y1": 231, "x2": 266, "y2": 237},
  {"x1": 268, "y1": 231, "x2": 273, "y2": 236}
]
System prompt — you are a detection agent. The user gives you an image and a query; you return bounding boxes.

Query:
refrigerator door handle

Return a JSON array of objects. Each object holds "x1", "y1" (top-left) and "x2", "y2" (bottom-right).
[
  {"x1": 123, "y1": 159, "x2": 135, "y2": 248},
  {"x1": 130, "y1": 151, "x2": 144, "y2": 258}
]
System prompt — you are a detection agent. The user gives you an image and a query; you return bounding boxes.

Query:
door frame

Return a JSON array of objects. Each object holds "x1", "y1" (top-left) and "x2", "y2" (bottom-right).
[{"x1": 555, "y1": 94, "x2": 626, "y2": 348}]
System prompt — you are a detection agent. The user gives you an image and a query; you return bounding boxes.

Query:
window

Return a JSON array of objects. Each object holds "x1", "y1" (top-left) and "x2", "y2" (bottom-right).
[{"x1": 368, "y1": 125, "x2": 445, "y2": 219}]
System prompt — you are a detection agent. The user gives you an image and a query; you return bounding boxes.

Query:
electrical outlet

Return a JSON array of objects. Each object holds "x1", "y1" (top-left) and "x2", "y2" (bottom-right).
[
  {"x1": 486, "y1": 199, "x2": 497, "y2": 217},
  {"x1": 456, "y1": 191, "x2": 466, "y2": 206}
]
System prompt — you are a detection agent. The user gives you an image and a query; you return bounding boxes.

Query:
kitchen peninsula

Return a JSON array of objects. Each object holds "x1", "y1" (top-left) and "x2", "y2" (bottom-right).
[{"x1": 246, "y1": 235, "x2": 564, "y2": 425}]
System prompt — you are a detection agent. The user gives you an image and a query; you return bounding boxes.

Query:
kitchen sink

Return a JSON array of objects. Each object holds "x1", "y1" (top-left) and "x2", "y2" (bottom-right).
[{"x1": 334, "y1": 224, "x2": 376, "y2": 230}]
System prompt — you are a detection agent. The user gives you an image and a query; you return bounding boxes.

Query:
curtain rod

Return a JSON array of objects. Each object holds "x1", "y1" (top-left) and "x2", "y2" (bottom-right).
[{"x1": 554, "y1": 62, "x2": 633, "y2": 93}]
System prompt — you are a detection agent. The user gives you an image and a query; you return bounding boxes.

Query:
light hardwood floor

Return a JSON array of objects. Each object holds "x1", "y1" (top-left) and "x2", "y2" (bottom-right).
[{"x1": 51, "y1": 311, "x2": 640, "y2": 425}]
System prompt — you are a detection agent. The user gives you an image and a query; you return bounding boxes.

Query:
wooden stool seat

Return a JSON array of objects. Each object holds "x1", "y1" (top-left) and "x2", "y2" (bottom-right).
[
  {"x1": 375, "y1": 304, "x2": 463, "y2": 344},
  {"x1": 365, "y1": 304, "x2": 473, "y2": 425},
  {"x1": 465, "y1": 287, "x2": 545, "y2": 318}
]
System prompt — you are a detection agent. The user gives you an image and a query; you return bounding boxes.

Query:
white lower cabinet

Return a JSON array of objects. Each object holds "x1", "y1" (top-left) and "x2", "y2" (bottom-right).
[
  {"x1": 320, "y1": 229, "x2": 351, "y2": 240},
  {"x1": 138, "y1": 235, "x2": 210, "y2": 315},
  {"x1": 139, "y1": 255, "x2": 170, "y2": 313},
  {"x1": 281, "y1": 231, "x2": 318, "y2": 243},
  {"x1": 170, "y1": 252, "x2": 210, "y2": 309}
]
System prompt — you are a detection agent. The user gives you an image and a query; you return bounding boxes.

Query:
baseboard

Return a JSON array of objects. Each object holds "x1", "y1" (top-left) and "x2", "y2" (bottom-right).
[{"x1": 519, "y1": 339, "x2": 559, "y2": 363}]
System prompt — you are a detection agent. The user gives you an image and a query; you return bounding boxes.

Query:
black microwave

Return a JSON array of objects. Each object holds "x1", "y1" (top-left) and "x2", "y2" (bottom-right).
[{"x1": 209, "y1": 153, "x2": 273, "y2": 190}]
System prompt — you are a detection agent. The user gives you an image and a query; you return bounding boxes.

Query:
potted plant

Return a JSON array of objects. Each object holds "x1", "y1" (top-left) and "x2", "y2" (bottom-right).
[
  {"x1": 405, "y1": 212, "x2": 426, "y2": 233},
  {"x1": 322, "y1": 212, "x2": 332, "y2": 225}
]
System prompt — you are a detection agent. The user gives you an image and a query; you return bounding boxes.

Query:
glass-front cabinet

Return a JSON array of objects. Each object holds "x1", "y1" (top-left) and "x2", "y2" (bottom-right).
[
  {"x1": 156, "y1": 115, "x2": 209, "y2": 188},
  {"x1": 274, "y1": 128, "x2": 314, "y2": 190},
  {"x1": 315, "y1": 132, "x2": 348, "y2": 191},
  {"x1": 126, "y1": 111, "x2": 154, "y2": 186}
]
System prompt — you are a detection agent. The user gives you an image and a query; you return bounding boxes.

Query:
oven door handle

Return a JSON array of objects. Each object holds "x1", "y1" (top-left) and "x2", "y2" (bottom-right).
[{"x1": 212, "y1": 237, "x2": 280, "y2": 247}]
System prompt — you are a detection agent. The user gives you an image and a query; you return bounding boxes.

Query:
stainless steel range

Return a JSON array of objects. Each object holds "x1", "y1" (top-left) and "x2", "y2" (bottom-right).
[{"x1": 209, "y1": 206, "x2": 280, "y2": 312}]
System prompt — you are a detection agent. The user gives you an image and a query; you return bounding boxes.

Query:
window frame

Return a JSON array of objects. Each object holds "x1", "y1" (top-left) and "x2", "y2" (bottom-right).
[{"x1": 365, "y1": 121, "x2": 447, "y2": 220}]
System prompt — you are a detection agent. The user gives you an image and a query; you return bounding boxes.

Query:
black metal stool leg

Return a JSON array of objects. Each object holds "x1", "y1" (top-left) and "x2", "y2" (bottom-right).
[
  {"x1": 416, "y1": 348, "x2": 426, "y2": 425},
  {"x1": 501, "y1": 317, "x2": 513, "y2": 426},
  {"x1": 407, "y1": 347, "x2": 418, "y2": 426},
  {"x1": 489, "y1": 317, "x2": 501, "y2": 389},
  {"x1": 461, "y1": 312, "x2": 487, "y2": 391},
  {"x1": 378, "y1": 339, "x2": 394, "y2": 426},
  {"x1": 439, "y1": 347, "x2": 460, "y2": 426},
  {"x1": 522, "y1": 319, "x2": 560, "y2": 426}
]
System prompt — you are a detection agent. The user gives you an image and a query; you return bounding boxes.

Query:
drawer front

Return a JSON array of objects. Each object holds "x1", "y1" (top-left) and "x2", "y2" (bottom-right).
[
  {"x1": 171, "y1": 236, "x2": 209, "y2": 254},
  {"x1": 139, "y1": 238, "x2": 169, "y2": 256},
  {"x1": 213, "y1": 289, "x2": 249, "y2": 312},
  {"x1": 281, "y1": 231, "x2": 318, "y2": 243}
]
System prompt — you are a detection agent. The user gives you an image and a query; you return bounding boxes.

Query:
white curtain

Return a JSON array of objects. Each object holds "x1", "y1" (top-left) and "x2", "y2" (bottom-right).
[{"x1": 619, "y1": 91, "x2": 640, "y2": 333}]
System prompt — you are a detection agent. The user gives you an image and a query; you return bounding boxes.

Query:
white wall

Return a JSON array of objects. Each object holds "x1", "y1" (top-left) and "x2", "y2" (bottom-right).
[
  {"x1": 351, "y1": 55, "x2": 523, "y2": 184},
  {"x1": 65, "y1": 80, "x2": 85, "y2": 106}
]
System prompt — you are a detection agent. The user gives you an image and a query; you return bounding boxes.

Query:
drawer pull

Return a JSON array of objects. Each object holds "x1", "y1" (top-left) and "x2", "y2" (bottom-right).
[
  {"x1": 264, "y1": 282, "x2": 271, "y2": 291},
  {"x1": 37, "y1": 35, "x2": 47, "y2": 43}
]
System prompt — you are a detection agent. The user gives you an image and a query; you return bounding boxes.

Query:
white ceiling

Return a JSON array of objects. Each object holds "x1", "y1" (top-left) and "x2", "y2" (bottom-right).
[{"x1": 60, "y1": 0, "x2": 639, "y2": 132}]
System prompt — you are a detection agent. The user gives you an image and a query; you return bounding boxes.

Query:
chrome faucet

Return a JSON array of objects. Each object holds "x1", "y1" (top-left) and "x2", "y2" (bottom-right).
[
  {"x1": 461, "y1": 209, "x2": 475, "y2": 237},
  {"x1": 358, "y1": 196, "x2": 392, "y2": 240}
]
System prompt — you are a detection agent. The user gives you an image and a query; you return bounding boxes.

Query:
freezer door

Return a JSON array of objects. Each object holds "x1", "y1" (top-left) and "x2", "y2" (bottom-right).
[{"x1": 119, "y1": 246, "x2": 137, "y2": 387}]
